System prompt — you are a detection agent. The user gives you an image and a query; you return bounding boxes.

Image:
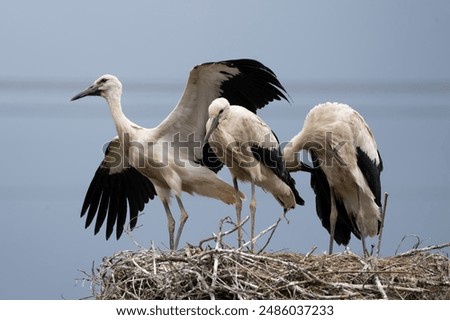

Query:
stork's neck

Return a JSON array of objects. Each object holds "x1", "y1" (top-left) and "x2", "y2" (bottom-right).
[{"x1": 105, "y1": 92, "x2": 138, "y2": 139}]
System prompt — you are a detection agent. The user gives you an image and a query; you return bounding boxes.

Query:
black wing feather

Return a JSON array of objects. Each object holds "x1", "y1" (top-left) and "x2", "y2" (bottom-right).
[
  {"x1": 217, "y1": 59, "x2": 290, "y2": 112},
  {"x1": 356, "y1": 147, "x2": 383, "y2": 207},
  {"x1": 309, "y1": 152, "x2": 358, "y2": 246},
  {"x1": 197, "y1": 142, "x2": 224, "y2": 173},
  {"x1": 80, "y1": 141, "x2": 157, "y2": 240},
  {"x1": 115, "y1": 178, "x2": 129, "y2": 240},
  {"x1": 105, "y1": 175, "x2": 120, "y2": 239},
  {"x1": 250, "y1": 144, "x2": 304, "y2": 206},
  {"x1": 81, "y1": 167, "x2": 106, "y2": 221},
  {"x1": 94, "y1": 173, "x2": 114, "y2": 236}
]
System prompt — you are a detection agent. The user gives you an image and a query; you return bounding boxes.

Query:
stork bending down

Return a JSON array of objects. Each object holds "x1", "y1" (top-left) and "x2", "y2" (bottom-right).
[
  {"x1": 284, "y1": 102, "x2": 383, "y2": 255},
  {"x1": 204, "y1": 98, "x2": 304, "y2": 250},
  {"x1": 71, "y1": 59, "x2": 290, "y2": 250}
]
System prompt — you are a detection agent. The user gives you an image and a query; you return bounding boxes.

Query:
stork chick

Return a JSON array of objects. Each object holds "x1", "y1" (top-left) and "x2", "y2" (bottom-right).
[
  {"x1": 284, "y1": 102, "x2": 383, "y2": 255},
  {"x1": 204, "y1": 98, "x2": 304, "y2": 250}
]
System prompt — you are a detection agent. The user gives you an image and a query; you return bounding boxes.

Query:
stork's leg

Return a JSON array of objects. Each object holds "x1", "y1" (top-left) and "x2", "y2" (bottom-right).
[
  {"x1": 173, "y1": 195, "x2": 189, "y2": 251},
  {"x1": 356, "y1": 188, "x2": 369, "y2": 257},
  {"x1": 361, "y1": 236, "x2": 368, "y2": 257},
  {"x1": 162, "y1": 200, "x2": 176, "y2": 250},
  {"x1": 233, "y1": 177, "x2": 243, "y2": 248},
  {"x1": 249, "y1": 181, "x2": 257, "y2": 252},
  {"x1": 329, "y1": 188, "x2": 337, "y2": 254}
]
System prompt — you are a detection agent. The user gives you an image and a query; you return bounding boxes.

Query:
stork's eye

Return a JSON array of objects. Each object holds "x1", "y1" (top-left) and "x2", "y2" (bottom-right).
[{"x1": 99, "y1": 78, "x2": 108, "y2": 84}]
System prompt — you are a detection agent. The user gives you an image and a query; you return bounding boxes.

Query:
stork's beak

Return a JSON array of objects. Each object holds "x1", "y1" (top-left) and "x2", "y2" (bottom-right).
[
  {"x1": 291, "y1": 161, "x2": 317, "y2": 173},
  {"x1": 70, "y1": 84, "x2": 101, "y2": 101},
  {"x1": 203, "y1": 115, "x2": 220, "y2": 146}
]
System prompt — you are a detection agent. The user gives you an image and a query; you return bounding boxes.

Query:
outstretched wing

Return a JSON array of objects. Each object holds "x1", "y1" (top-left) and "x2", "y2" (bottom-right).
[
  {"x1": 81, "y1": 138, "x2": 157, "y2": 240},
  {"x1": 172, "y1": 59, "x2": 290, "y2": 170},
  {"x1": 80, "y1": 59, "x2": 289, "y2": 239},
  {"x1": 211, "y1": 59, "x2": 290, "y2": 112}
]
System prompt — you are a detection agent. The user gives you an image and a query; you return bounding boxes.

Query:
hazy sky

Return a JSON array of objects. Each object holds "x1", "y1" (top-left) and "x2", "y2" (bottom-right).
[
  {"x1": 2, "y1": 1, "x2": 449, "y2": 81},
  {"x1": 0, "y1": 0, "x2": 449, "y2": 299}
]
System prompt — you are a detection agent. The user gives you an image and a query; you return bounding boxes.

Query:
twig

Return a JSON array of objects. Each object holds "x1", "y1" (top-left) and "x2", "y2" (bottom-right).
[
  {"x1": 90, "y1": 260, "x2": 97, "y2": 298},
  {"x1": 198, "y1": 216, "x2": 250, "y2": 248},
  {"x1": 209, "y1": 218, "x2": 226, "y2": 300},
  {"x1": 372, "y1": 267, "x2": 388, "y2": 299},
  {"x1": 257, "y1": 214, "x2": 286, "y2": 254},
  {"x1": 305, "y1": 246, "x2": 318, "y2": 257},
  {"x1": 398, "y1": 242, "x2": 450, "y2": 257},
  {"x1": 130, "y1": 257, "x2": 152, "y2": 276},
  {"x1": 151, "y1": 241, "x2": 157, "y2": 275},
  {"x1": 395, "y1": 235, "x2": 422, "y2": 255},
  {"x1": 240, "y1": 218, "x2": 280, "y2": 252},
  {"x1": 124, "y1": 212, "x2": 147, "y2": 250},
  {"x1": 357, "y1": 256, "x2": 388, "y2": 299},
  {"x1": 377, "y1": 192, "x2": 389, "y2": 258}
]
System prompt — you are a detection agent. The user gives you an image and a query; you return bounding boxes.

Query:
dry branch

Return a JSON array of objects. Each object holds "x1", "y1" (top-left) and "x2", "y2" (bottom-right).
[
  {"x1": 85, "y1": 243, "x2": 450, "y2": 300},
  {"x1": 81, "y1": 213, "x2": 450, "y2": 300}
]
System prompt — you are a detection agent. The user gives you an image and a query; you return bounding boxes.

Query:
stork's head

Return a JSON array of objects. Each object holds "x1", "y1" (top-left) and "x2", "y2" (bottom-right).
[
  {"x1": 203, "y1": 98, "x2": 231, "y2": 144},
  {"x1": 71, "y1": 74, "x2": 122, "y2": 101},
  {"x1": 207, "y1": 97, "x2": 230, "y2": 119}
]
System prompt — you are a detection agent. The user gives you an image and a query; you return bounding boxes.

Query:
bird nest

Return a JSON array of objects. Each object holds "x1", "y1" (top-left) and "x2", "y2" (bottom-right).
[{"x1": 84, "y1": 241, "x2": 450, "y2": 300}]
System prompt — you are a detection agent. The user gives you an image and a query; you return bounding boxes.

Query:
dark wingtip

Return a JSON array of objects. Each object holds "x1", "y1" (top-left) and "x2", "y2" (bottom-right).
[
  {"x1": 216, "y1": 59, "x2": 291, "y2": 113},
  {"x1": 287, "y1": 174, "x2": 305, "y2": 206},
  {"x1": 80, "y1": 153, "x2": 157, "y2": 241},
  {"x1": 196, "y1": 142, "x2": 224, "y2": 173},
  {"x1": 250, "y1": 144, "x2": 305, "y2": 206}
]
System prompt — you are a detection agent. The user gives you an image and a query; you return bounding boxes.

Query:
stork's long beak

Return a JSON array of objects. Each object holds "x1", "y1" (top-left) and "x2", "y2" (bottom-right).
[
  {"x1": 203, "y1": 115, "x2": 220, "y2": 146},
  {"x1": 70, "y1": 84, "x2": 101, "y2": 101},
  {"x1": 292, "y1": 161, "x2": 317, "y2": 173}
]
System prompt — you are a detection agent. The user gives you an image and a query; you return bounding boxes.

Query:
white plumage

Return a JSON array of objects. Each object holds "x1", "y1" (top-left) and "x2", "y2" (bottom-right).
[
  {"x1": 284, "y1": 102, "x2": 383, "y2": 254},
  {"x1": 204, "y1": 97, "x2": 304, "y2": 249},
  {"x1": 71, "y1": 59, "x2": 289, "y2": 250}
]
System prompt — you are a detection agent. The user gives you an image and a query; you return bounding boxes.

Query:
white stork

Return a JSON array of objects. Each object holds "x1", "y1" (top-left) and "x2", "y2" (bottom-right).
[
  {"x1": 283, "y1": 102, "x2": 383, "y2": 255},
  {"x1": 203, "y1": 97, "x2": 304, "y2": 249},
  {"x1": 71, "y1": 59, "x2": 289, "y2": 250}
]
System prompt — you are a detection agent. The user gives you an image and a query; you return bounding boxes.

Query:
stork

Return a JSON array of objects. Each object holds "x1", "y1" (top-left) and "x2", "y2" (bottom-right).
[
  {"x1": 71, "y1": 59, "x2": 289, "y2": 250},
  {"x1": 283, "y1": 102, "x2": 383, "y2": 255},
  {"x1": 203, "y1": 98, "x2": 304, "y2": 250}
]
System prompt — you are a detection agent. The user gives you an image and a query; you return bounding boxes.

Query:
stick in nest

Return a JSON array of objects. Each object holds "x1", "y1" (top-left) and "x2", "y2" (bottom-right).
[
  {"x1": 198, "y1": 216, "x2": 250, "y2": 249},
  {"x1": 88, "y1": 241, "x2": 450, "y2": 300},
  {"x1": 198, "y1": 211, "x2": 288, "y2": 253},
  {"x1": 377, "y1": 192, "x2": 389, "y2": 258},
  {"x1": 398, "y1": 242, "x2": 450, "y2": 257}
]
